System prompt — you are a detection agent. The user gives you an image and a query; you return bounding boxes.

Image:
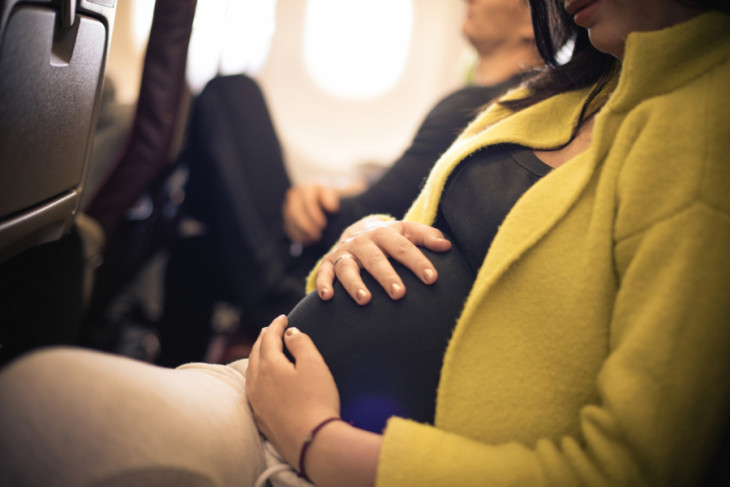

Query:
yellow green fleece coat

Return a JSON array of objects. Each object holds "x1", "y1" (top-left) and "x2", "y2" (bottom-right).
[{"x1": 310, "y1": 11, "x2": 730, "y2": 486}]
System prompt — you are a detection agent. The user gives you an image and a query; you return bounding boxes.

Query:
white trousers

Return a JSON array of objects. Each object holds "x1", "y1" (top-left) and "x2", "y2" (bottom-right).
[{"x1": 0, "y1": 347, "x2": 314, "y2": 487}]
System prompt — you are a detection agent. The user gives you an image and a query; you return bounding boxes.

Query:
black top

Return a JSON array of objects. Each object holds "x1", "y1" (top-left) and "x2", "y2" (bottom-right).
[
  {"x1": 288, "y1": 147, "x2": 551, "y2": 432},
  {"x1": 437, "y1": 146, "x2": 552, "y2": 272}
]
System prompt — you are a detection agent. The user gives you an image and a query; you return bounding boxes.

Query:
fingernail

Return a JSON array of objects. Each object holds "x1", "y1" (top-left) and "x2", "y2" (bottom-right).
[
  {"x1": 319, "y1": 287, "x2": 329, "y2": 299},
  {"x1": 285, "y1": 327, "x2": 299, "y2": 337},
  {"x1": 436, "y1": 238, "x2": 452, "y2": 248},
  {"x1": 260, "y1": 326, "x2": 268, "y2": 335},
  {"x1": 390, "y1": 283, "x2": 402, "y2": 297},
  {"x1": 423, "y1": 268, "x2": 435, "y2": 283},
  {"x1": 356, "y1": 288, "x2": 368, "y2": 303}
]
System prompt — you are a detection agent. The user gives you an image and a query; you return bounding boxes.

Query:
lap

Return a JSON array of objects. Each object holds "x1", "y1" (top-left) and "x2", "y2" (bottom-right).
[{"x1": 0, "y1": 348, "x2": 266, "y2": 487}]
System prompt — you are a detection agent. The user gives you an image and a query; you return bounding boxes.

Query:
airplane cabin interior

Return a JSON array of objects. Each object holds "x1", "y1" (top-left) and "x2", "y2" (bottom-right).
[{"x1": 0, "y1": 1, "x2": 728, "y2": 485}]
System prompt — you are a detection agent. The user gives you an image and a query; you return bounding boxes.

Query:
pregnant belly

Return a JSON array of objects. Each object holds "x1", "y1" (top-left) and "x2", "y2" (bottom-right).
[{"x1": 287, "y1": 247, "x2": 475, "y2": 432}]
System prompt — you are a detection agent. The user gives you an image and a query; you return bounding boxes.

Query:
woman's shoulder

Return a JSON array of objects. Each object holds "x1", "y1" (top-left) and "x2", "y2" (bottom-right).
[
  {"x1": 612, "y1": 58, "x2": 730, "y2": 237},
  {"x1": 641, "y1": 49, "x2": 730, "y2": 114},
  {"x1": 629, "y1": 54, "x2": 730, "y2": 177}
]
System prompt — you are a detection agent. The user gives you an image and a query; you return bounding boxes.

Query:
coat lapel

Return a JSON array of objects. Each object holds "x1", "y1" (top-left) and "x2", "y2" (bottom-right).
[{"x1": 465, "y1": 90, "x2": 603, "y2": 309}]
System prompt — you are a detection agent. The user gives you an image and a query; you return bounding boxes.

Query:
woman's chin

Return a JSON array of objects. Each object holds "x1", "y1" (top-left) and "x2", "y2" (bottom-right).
[{"x1": 587, "y1": 28, "x2": 624, "y2": 59}]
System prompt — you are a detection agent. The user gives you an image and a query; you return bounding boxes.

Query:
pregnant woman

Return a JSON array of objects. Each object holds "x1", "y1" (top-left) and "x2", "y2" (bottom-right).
[{"x1": 1, "y1": 1, "x2": 729, "y2": 486}]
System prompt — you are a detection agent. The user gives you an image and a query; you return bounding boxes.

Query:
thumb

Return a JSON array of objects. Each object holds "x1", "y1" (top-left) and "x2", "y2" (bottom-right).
[
  {"x1": 320, "y1": 187, "x2": 341, "y2": 214},
  {"x1": 284, "y1": 327, "x2": 321, "y2": 363}
]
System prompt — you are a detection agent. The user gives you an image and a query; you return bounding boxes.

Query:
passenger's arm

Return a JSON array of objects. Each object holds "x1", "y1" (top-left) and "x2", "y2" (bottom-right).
[
  {"x1": 315, "y1": 217, "x2": 451, "y2": 305},
  {"x1": 246, "y1": 315, "x2": 381, "y2": 487},
  {"x1": 318, "y1": 88, "x2": 496, "y2": 249}
]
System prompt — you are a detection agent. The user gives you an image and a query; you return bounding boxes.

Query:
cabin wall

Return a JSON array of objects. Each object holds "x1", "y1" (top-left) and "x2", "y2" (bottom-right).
[{"x1": 103, "y1": 1, "x2": 473, "y2": 185}]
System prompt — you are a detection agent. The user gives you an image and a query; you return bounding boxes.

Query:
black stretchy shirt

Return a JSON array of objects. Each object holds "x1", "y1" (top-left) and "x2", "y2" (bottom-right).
[{"x1": 287, "y1": 147, "x2": 551, "y2": 432}]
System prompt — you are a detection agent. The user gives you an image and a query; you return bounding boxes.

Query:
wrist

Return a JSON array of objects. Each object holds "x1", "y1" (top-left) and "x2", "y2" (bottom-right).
[
  {"x1": 298, "y1": 417, "x2": 345, "y2": 481},
  {"x1": 275, "y1": 410, "x2": 339, "y2": 470},
  {"x1": 303, "y1": 421, "x2": 382, "y2": 487}
]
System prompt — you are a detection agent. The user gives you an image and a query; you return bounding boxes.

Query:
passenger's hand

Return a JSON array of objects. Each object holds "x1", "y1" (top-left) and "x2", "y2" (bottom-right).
[
  {"x1": 283, "y1": 184, "x2": 341, "y2": 245},
  {"x1": 316, "y1": 218, "x2": 451, "y2": 305},
  {"x1": 246, "y1": 315, "x2": 340, "y2": 467}
]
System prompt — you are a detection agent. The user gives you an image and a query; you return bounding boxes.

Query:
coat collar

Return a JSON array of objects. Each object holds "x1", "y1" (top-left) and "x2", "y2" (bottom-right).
[{"x1": 607, "y1": 11, "x2": 730, "y2": 114}]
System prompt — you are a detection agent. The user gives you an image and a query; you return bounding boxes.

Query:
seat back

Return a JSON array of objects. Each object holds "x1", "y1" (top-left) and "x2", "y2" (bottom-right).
[{"x1": 0, "y1": 0, "x2": 116, "y2": 262}]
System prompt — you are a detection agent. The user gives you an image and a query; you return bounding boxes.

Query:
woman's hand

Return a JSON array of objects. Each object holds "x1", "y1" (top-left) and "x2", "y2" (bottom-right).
[
  {"x1": 246, "y1": 315, "x2": 340, "y2": 467},
  {"x1": 316, "y1": 217, "x2": 452, "y2": 305}
]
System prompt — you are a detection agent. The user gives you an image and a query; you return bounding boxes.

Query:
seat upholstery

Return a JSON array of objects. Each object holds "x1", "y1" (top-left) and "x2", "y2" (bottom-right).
[{"x1": 0, "y1": 0, "x2": 116, "y2": 263}]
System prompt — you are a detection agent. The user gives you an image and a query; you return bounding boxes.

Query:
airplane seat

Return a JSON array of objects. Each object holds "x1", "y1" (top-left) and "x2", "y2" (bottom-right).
[
  {"x1": 0, "y1": 0, "x2": 116, "y2": 366},
  {"x1": 0, "y1": 0, "x2": 115, "y2": 262}
]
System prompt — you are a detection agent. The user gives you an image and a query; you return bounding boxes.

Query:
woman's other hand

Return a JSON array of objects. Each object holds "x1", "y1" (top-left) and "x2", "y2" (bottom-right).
[
  {"x1": 316, "y1": 217, "x2": 451, "y2": 305},
  {"x1": 246, "y1": 315, "x2": 340, "y2": 467}
]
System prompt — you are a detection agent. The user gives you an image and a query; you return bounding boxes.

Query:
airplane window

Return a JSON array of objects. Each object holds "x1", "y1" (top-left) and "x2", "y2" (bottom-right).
[
  {"x1": 186, "y1": 0, "x2": 277, "y2": 93},
  {"x1": 133, "y1": 0, "x2": 276, "y2": 94},
  {"x1": 132, "y1": 0, "x2": 154, "y2": 47},
  {"x1": 303, "y1": 0, "x2": 413, "y2": 100}
]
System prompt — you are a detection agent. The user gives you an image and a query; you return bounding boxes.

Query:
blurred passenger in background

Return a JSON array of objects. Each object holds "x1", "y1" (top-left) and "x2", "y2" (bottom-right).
[
  {"x1": 157, "y1": 0, "x2": 543, "y2": 365},
  {"x1": 282, "y1": 0, "x2": 542, "y2": 246}
]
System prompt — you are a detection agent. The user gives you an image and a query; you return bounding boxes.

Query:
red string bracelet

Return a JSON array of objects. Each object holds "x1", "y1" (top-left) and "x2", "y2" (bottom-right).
[{"x1": 298, "y1": 417, "x2": 344, "y2": 482}]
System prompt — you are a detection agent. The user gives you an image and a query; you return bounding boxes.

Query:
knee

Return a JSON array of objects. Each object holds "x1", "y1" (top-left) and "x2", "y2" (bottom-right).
[
  {"x1": 199, "y1": 73, "x2": 262, "y2": 105},
  {"x1": 1, "y1": 346, "x2": 77, "y2": 380},
  {"x1": 0, "y1": 346, "x2": 108, "y2": 404}
]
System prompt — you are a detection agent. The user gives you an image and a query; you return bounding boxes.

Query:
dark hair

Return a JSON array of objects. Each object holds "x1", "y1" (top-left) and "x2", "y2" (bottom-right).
[
  {"x1": 501, "y1": 0, "x2": 728, "y2": 139},
  {"x1": 500, "y1": 0, "x2": 615, "y2": 128}
]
